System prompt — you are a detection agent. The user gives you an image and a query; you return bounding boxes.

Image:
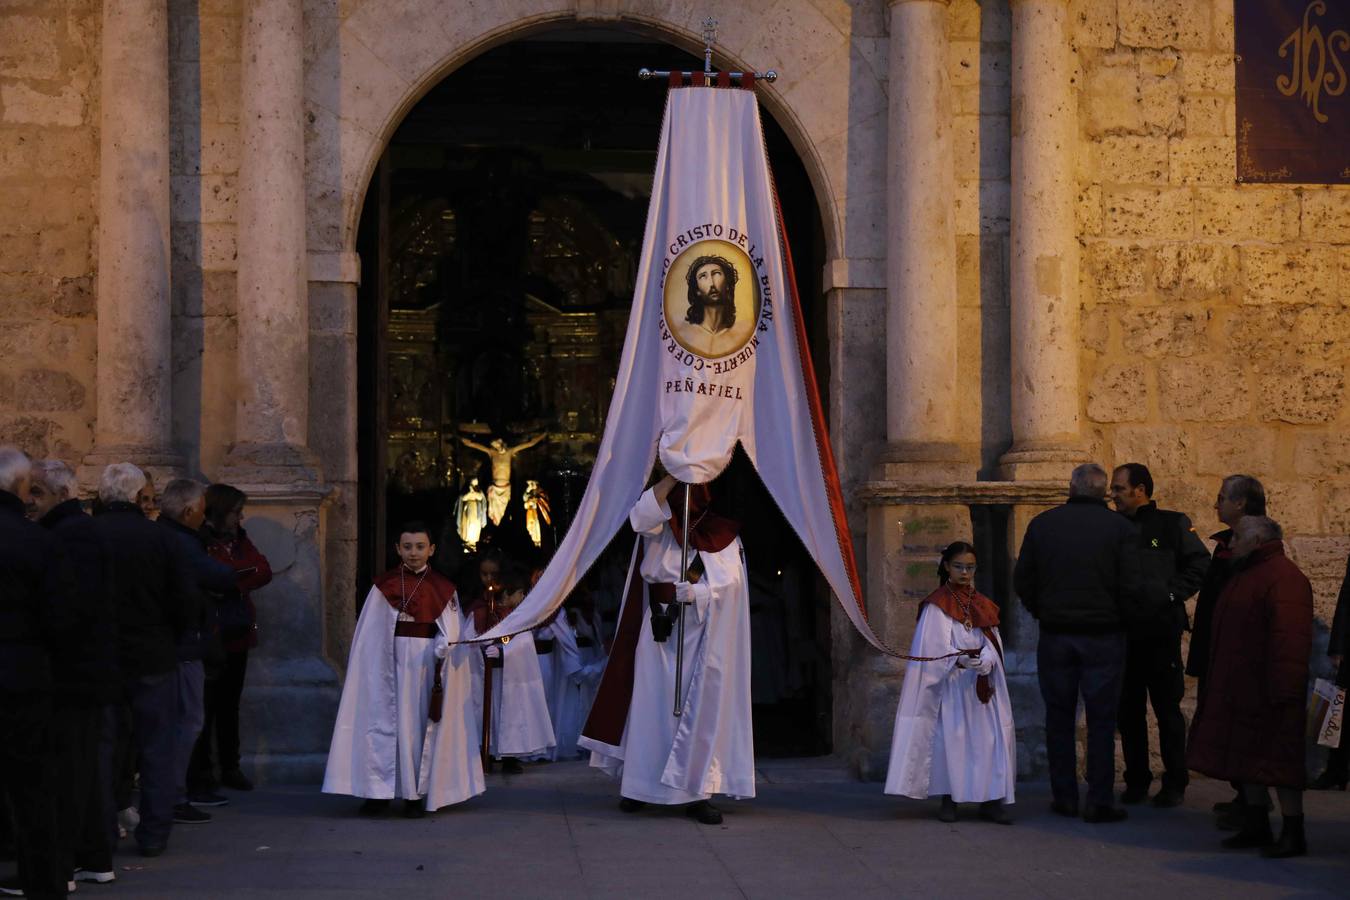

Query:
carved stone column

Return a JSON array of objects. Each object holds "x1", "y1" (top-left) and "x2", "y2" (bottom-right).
[
  {"x1": 222, "y1": 0, "x2": 319, "y2": 488},
  {"x1": 225, "y1": 0, "x2": 338, "y2": 784},
  {"x1": 83, "y1": 0, "x2": 183, "y2": 483},
  {"x1": 999, "y1": 0, "x2": 1084, "y2": 481},
  {"x1": 879, "y1": 0, "x2": 963, "y2": 483},
  {"x1": 852, "y1": 0, "x2": 973, "y2": 780}
]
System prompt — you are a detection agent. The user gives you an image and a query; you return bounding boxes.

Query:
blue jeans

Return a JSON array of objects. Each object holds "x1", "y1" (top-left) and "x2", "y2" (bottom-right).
[
  {"x1": 175, "y1": 661, "x2": 206, "y2": 804},
  {"x1": 1037, "y1": 630, "x2": 1127, "y2": 809},
  {"x1": 126, "y1": 672, "x2": 178, "y2": 850}
]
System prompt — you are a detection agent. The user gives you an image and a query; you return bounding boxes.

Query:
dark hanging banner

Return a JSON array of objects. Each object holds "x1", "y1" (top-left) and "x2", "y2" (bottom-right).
[{"x1": 1236, "y1": 0, "x2": 1350, "y2": 183}]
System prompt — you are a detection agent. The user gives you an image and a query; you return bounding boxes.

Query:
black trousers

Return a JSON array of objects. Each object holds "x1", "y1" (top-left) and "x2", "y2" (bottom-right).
[
  {"x1": 1118, "y1": 631, "x2": 1189, "y2": 791},
  {"x1": 53, "y1": 704, "x2": 113, "y2": 876},
  {"x1": 1038, "y1": 630, "x2": 1127, "y2": 809},
  {"x1": 0, "y1": 694, "x2": 65, "y2": 899},
  {"x1": 191, "y1": 649, "x2": 248, "y2": 786}
]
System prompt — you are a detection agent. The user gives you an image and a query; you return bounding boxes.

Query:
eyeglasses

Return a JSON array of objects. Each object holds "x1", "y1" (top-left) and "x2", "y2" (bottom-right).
[{"x1": 948, "y1": 563, "x2": 977, "y2": 573}]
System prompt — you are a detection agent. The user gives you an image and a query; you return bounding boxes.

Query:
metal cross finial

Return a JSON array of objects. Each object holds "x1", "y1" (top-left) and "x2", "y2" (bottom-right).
[{"x1": 702, "y1": 17, "x2": 717, "y2": 76}]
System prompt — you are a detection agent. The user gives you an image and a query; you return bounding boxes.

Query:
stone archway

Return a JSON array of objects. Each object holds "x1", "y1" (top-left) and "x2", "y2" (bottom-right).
[
  {"x1": 301, "y1": 1, "x2": 890, "y2": 765},
  {"x1": 303, "y1": 1, "x2": 887, "y2": 265}
]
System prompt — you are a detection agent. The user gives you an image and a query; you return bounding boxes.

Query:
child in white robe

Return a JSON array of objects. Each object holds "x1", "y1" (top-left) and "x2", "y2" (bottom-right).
[
  {"x1": 466, "y1": 565, "x2": 555, "y2": 772},
  {"x1": 884, "y1": 541, "x2": 1016, "y2": 824},
  {"x1": 323, "y1": 523, "x2": 485, "y2": 816}
]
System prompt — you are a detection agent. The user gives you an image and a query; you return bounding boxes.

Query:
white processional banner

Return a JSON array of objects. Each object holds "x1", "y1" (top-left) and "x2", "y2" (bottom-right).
[{"x1": 470, "y1": 85, "x2": 893, "y2": 655}]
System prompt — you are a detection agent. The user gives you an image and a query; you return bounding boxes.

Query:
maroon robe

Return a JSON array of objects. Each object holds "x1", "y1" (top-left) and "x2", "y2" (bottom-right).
[{"x1": 1187, "y1": 541, "x2": 1313, "y2": 788}]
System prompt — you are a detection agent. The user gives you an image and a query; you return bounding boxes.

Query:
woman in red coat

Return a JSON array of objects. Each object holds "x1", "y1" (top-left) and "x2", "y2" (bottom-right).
[
  {"x1": 1187, "y1": 515, "x2": 1312, "y2": 858},
  {"x1": 189, "y1": 484, "x2": 273, "y2": 795}
]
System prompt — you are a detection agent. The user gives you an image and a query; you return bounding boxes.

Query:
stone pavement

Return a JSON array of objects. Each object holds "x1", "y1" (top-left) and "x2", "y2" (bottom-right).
[{"x1": 40, "y1": 760, "x2": 1350, "y2": 899}]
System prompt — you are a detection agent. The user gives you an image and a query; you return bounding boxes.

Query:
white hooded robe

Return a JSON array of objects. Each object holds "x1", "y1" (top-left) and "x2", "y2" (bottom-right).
[
  {"x1": 322, "y1": 585, "x2": 485, "y2": 811},
  {"x1": 580, "y1": 487, "x2": 755, "y2": 803},
  {"x1": 884, "y1": 603, "x2": 1016, "y2": 804}
]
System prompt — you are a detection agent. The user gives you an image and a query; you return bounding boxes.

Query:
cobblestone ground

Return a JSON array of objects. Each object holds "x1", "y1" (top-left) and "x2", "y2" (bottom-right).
[{"x1": 25, "y1": 760, "x2": 1349, "y2": 899}]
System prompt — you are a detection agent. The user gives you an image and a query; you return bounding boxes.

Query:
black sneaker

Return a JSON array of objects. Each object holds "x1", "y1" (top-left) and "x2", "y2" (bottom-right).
[
  {"x1": 358, "y1": 799, "x2": 390, "y2": 817},
  {"x1": 1083, "y1": 805, "x2": 1128, "y2": 824},
  {"x1": 173, "y1": 803, "x2": 212, "y2": 824},
  {"x1": 686, "y1": 800, "x2": 723, "y2": 825},
  {"x1": 500, "y1": 758, "x2": 524, "y2": 774},
  {"x1": 220, "y1": 769, "x2": 254, "y2": 792},
  {"x1": 1151, "y1": 786, "x2": 1185, "y2": 808},
  {"x1": 1119, "y1": 785, "x2": 1149, "y2": 805},
  {"x1": 73, "y1": 867, "x2": 116, "y2": 884},
  {"x1": 189, "y1": 790, "x2": 230, "y2": 807},
  {"x1": 402, "y1": 798, "x2": 426, "y2": 819},
  {"x1": 618, "y1": 797, "x2": 647, "y2": 813},
  {"x1": 0, "y1": 876, "x2": 77, "y2": 895}
]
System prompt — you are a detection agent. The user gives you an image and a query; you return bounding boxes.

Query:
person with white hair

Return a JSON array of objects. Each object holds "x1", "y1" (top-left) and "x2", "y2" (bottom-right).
[
  {"x1": 0, "y1": 446, "x2": 78, "y2": 898},
  {"x1": 30, "y1": 460, "x2": 120, "y2": 886},
  {"x1": 89, "y1": 463, "x2": 198, "y2": 858},
  {"x1": 155, "y1": 479, "x2": 235, "y2": 826},
  {"x1": 1014, "y1": 463, "x2": 1144, "y2": 824}
]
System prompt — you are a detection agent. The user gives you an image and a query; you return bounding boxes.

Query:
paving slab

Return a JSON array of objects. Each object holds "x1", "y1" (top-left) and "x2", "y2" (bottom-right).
[{"x1": 23, "y1": 760, "x2": 1350, "y2": 899}]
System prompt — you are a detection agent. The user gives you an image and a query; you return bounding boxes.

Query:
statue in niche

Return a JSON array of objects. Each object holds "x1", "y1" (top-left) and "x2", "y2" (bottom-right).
[
  {"x1": 459, "y1": 432, "x2": 547, "y2": 525},
  {"x1": 455, "y1": 476, "x2": 488, "y2": 550},
  {"x1": 522, "y1": 479, "x2": 552, "y2": 549}
]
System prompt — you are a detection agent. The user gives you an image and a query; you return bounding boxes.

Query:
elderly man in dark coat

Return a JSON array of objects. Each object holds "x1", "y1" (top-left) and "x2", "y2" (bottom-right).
[
  {"x1": 1187, "y1": 515, "x2": 1312, "y2": 858},
  {"x1": 0, "y1": 446, "x2": 78, "y2": 899}
]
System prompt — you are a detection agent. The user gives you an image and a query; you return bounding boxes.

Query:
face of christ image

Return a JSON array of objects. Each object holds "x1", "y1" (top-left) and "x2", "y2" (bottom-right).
[{"x1": 685, "y1": 256, "x2": 737, "y2": 335}]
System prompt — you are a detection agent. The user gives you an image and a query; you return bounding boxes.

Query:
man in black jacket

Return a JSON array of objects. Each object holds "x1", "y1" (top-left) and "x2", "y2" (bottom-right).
[
  {"x1": 1109, "y1": 463, "x2": 1209, "y2": 808},
  {"x1": 1015, "y1": 463, "x2": 1142, "y2": 824},
  {"x1": 89, "y1": 463, "x2": 198, "y2": 858},
  {"x1": 0, "y1": 446, "x2": 77, "y2": 899},
  {"x1": 29, "y1": 460, "x2": 120, "y2": 886},
  {"x1": 158, "y1": 478, "x2": 236, "y2": 825}
]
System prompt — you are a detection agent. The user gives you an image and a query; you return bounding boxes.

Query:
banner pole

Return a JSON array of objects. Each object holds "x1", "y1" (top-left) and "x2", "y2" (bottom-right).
[{"x1": 673, "y1": 483, "x2": 690, "y2": 717}]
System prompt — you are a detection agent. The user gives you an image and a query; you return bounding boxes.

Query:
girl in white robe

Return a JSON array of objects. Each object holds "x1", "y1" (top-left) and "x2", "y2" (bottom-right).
[{"x1": 885, "y1": 541, "x2": 1016, "y2": 824}]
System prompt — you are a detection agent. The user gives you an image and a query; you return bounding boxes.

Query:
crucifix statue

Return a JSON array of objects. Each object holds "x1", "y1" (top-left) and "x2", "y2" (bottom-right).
[{"x1": 460, "y1": 432, "x2": 546, "y2": 525}]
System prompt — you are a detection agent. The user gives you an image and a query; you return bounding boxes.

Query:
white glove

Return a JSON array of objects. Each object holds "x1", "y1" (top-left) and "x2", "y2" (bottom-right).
[
  {"x1": 433, "y1": 634, "x2": 448, "y2": 660},
  {"x1": 976, "y1": 644, "x2": 995, "y2": 676},
  {"x1": 955, "y1": 652, "x2": 981, "y2": 670},
  {"x1": 483, "y1": 643, "x2": 502, "y2": 659},
  {"x1": 674, "y1": 580, "x2": 712, "y2": 622}
]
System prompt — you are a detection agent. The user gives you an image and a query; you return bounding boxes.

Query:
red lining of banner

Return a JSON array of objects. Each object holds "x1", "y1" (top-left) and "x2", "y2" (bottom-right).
[
  {"x1": 770, "y1": 185, "x2": 869, "y2": 622},
  {"x1": 580, "y1": 543, "x2": 646, "y2": 746}
]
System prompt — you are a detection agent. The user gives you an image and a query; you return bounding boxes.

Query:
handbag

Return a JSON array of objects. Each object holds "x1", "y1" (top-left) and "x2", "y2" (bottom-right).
[{"x1": 1309, "y1": 678, "x2": 1345, "y2": 749}]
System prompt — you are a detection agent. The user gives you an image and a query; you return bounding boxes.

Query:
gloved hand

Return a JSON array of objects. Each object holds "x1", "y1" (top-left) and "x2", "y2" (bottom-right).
[
  {"x1": 483, "y1": 642, "x2": 502, "y2": 659},
  {"x1": 975, "y1": 645, "x2": 995, "y2": 676},
  {"x1": 674, "y1": 580, "x2": 712, "y2": 622},
  {"x1": 433, "y1": 634, "x2": 448, "y2": 660},
  {"x1": 955, "y1": 652, "x2": 981, "y2": 670}
]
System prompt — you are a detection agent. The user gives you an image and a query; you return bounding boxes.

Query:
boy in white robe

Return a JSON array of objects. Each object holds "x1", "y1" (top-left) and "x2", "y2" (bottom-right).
[
  {"x1": 322, "y1": 523, "x2": 485, "y2": 816},
  {"x1": 466, "y1": 565, "x2": 555, "y2": 772},
  {"x1": 885, "y1": 541, "x2": 1016, "y2": 824},
  {"x1": 579, "y1": 475, "x2": 754, "y2": 825}
]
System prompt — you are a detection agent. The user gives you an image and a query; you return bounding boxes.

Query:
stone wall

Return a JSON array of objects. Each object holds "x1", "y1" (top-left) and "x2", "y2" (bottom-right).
[
  {"x1": 0, "y1": 2, "x2": 100, "y2": 461},
  {"x1": 1074, "y1": 0, "x2": 1349, "y2": 640}
]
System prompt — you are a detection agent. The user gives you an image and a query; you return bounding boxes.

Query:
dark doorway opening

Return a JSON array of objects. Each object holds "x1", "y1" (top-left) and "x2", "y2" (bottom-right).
[{"x1": 355, "y1": 29, "x2": 832, "y2": 756}]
